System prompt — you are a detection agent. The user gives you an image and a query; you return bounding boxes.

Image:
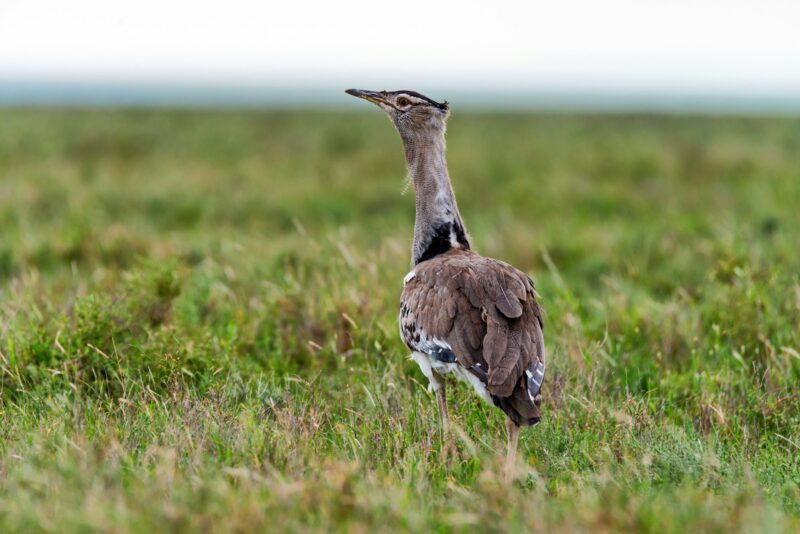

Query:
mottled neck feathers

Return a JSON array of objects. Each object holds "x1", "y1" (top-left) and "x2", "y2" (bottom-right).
[{"x1": 403, "y1": 128, "x2": 471, "y2": 265}]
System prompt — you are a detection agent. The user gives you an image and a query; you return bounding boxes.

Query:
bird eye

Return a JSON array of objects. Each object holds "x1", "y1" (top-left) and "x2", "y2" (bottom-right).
[{"x1": 396, "y1": 97, "x2": 411, "y2": 107}]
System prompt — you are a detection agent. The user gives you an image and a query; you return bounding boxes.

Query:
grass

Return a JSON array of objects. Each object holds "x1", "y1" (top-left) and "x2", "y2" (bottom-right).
[{"x1": 0, "y1": 108, "x2": 799, "y2": 532}]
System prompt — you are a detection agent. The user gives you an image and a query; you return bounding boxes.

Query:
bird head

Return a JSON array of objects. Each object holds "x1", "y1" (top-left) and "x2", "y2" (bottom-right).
[{"x1": 345, "y1": 89, "x2": 450, "y2": 138}]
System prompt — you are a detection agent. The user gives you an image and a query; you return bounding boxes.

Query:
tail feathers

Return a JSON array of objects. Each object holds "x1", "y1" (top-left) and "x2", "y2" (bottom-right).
[
  {"x1": 491, "y1": 355, "x2": 544, "y2": 426},
  {"x1": 493, "y1": 392, "x2": 540, "y2": 426}
]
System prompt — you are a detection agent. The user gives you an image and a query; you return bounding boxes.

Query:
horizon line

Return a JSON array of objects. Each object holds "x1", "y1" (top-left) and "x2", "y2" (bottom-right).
[{"x1": 2, "y1": 79, "x2": 800, "y2": 115}]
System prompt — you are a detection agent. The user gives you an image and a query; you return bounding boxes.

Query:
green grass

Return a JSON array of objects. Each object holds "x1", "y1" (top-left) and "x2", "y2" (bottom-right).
[{"x1": 1, "y1": 108, "x2": 799, "y2": 532}]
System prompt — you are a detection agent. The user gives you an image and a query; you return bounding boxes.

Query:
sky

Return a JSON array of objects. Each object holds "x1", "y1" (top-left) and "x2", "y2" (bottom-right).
[{"x1": 1, "y1": 1, "x2": 800, "y2": 106}]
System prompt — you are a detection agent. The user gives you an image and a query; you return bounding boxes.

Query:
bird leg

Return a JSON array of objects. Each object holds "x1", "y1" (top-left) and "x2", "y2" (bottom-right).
[
  {"x1": 435, "y1": 378, "x2": 449, "y2": 434},
  {"x1": 504, "y1": 416, "x2": 520, "y2": 483},
  {"x1": 434, "y1": 378, "x2": 456, "y2": 462}
]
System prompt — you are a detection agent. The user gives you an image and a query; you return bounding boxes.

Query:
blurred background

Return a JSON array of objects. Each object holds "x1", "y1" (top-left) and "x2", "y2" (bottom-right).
[
  {"x1": 1, "y1": 2, "x2": 800, "y2": 530},
  {"x1": 2, "y1": 0, "x2": 800, "y2": 111}
]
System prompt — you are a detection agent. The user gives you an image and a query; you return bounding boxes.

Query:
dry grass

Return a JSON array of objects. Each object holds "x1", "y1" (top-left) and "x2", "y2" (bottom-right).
[{"x1": 0, "y1": 109, "x2": 799, "y2": 532}]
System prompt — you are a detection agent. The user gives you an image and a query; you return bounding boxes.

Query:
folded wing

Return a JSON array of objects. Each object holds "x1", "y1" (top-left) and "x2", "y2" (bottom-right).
[{"x1": 401, "y1": 249, "x2": 545, "y2": 422}]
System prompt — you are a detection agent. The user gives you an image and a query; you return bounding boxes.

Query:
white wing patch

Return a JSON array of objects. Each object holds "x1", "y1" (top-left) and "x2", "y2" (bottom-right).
[
  {"x1": 525, "y1": 361, "x2": 546, "y2": 401},
  {"x1": 411, "y1": 351, "x2": 493, "y2": 404},
  {"x1": 411, "y1": 327, "x2": 453, "y2": 356}
]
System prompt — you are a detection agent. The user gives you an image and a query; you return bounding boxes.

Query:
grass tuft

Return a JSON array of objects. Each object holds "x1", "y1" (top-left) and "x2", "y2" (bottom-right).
[{"x1": 0, "y1": 109, "x2": 799, "y2": 532}]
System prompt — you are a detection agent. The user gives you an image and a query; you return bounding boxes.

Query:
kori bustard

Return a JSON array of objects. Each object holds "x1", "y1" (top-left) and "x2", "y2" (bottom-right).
[{"x1": 346, "y1": 88, "x2": 545, "y2": 480}]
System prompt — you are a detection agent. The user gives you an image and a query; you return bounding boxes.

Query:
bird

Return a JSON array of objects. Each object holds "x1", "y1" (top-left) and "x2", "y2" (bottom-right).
[{"x1": 346, "y1": 88, "x2": 545, "y2": 481}]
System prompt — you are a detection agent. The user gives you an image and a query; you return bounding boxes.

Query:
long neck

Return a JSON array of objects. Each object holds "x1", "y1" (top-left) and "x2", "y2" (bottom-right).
[{"x1": 400, "y1": 126, "x2": 470, "y2": 265}]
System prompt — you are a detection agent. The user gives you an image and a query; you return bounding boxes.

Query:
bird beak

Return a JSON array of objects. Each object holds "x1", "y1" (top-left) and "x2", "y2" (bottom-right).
[{"x1": 345, "y1": 88, "x2": 388, "y2": 106}]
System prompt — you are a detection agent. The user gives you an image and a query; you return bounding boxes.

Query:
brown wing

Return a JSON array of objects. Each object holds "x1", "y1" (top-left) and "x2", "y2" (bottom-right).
[{"x1": 400, "y1": 248, "x2": 545, "y2": 409}]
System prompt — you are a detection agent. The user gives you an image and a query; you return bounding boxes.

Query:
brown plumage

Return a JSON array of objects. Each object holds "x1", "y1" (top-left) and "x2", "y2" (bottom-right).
[
  {"x1": 346, "y1": 88, "x2": 546, "y2": 481},
  {"x1": 400, "y1": 248, "x2": 545, "y2": 426}
]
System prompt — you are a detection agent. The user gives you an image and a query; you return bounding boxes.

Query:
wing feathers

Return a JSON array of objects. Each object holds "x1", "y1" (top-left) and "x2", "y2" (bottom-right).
[{"x1": 401, "y1": 249, "x2": 544, "y2": 407}]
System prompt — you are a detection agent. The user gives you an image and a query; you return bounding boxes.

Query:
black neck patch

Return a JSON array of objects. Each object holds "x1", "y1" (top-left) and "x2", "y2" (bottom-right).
[{"x1": 415, "y1": 221, "x2": 470, "y2": 264}]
